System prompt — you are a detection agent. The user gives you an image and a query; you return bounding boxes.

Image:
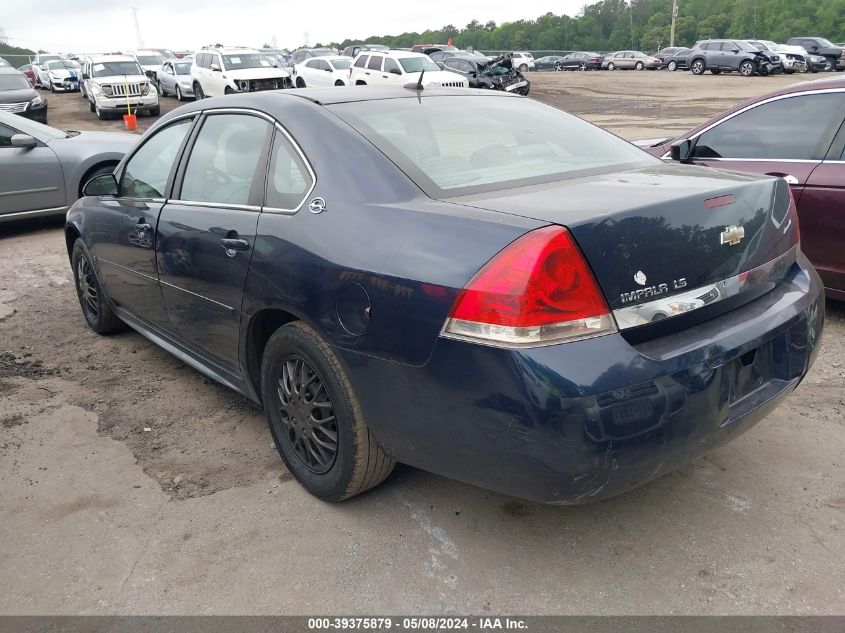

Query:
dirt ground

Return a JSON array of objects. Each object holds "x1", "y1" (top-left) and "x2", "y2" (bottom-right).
[{"x1": 1, "y1": 71, "x2": 844, "y2": 615}]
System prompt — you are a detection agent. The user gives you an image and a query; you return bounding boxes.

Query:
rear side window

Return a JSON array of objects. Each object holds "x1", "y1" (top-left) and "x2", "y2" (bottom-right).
[
  {"x1": 121, "y1": 119, "x2": 192, "y2": 198},
  {"x1": 265, "y1": 131, "x2": 314, "y2": 210},
  {"x1": 367, "y1": 55, "x2": 383, "y2": 71},
  {"x1": 329, "y1": 96, "x2": 656, "y2": 197},
  {"x1": 179, "y1": 114, "x2": 270, "y2": 205},
  {"x1": 354, "y1": 55, "x2": 369, "y2": 68},
  {"x1": 692, "y1": 93, "x2": 841, "y2": 160}
]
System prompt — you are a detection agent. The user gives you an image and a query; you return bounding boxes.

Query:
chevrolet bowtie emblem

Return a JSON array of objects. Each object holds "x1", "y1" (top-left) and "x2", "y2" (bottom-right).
[{"x1": 720, "y1": 225, "x2": 745, "y2": 246}]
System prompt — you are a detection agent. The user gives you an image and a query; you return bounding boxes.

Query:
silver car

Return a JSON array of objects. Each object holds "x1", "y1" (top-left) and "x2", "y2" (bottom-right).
[
  {"x1": 0, "y1": 111, "x2": 137, "y2": 222},
  {"x1": 156, "y1": 57, "x2": 194, "y2": 100}
]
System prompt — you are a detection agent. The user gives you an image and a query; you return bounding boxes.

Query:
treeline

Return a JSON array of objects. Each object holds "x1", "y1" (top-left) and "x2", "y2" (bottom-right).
[
  {"x1": 330, "y1": 0, "x2": 845, "y2": 53},
  {"x1": 0, "y1": 41, "x2": 37, "y2": 58}
]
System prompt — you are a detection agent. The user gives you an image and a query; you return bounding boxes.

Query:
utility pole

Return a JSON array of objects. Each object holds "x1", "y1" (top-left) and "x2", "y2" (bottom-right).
[
  {"x1": 670, "y1": 0, "x2": 679, "y2": 47},
  {"x1": 132, "y1": 7, "x2": 144, "y2": 49}
]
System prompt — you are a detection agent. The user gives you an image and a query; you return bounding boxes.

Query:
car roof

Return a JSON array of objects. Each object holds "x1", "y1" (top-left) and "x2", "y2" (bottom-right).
[
  {"x1": 88, "y1": 54, "x2": 136, "y2": 62},
  {"x1": 0, "y1": 67, "x2": 25, "y2": 76}
]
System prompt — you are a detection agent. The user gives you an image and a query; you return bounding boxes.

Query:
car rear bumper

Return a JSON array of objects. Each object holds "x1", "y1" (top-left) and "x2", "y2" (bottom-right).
[{"x1": 341, "y1": 253, "x2": 824, "y2": 503}]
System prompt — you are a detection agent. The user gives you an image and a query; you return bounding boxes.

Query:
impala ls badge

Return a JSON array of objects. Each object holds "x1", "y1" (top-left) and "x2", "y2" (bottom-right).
[
  {"x1": 308, "y1": 197, "x2": 327, "y2": 214},
  {"x1": 720, "y1": 225, "x2": 745, "y2": 246}
]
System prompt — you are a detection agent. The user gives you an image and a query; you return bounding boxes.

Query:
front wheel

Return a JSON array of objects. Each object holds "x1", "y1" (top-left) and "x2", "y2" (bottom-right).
[
  {"x1": 667, "y1": 60, "x2": 677, "y2": 71},
  {"x1": 690, "y1": 59, "x2": 705, "y2": 75},
  {"x1": 554, "y1": 62, "x2": 562, "y2": 71},
  {"x1": 739, "y1": 60, "x2": 756, "y2": 76},
  {"x1": 50, "y1": 81, "x2": 56, "y2": 92},
  {"x1": 148, "y1": 105, "x2": 160, "y2": 117},
  {"x1": 261, "y1": 322, "x2": 395, "y2": 501},
  {"x1": 193, "y1": 82, "x2": 205, "y2": 99},
  {"x1": 296, "y1": 77, "x2": 306, "y2": 88},
  {"x1": 518, "y1": 64, "x2": 528, "y2": 72},
  {"x1": 607, "y1": 62, "x2": 616, "y2": 71},
  {"x1": 71, "y1": 239, "x2": 124, "y2": 334},
  {"x1": 579, "y1": 62, "x2": 587, "y2": 71},
  {"x1": 824, "y1": 57, "x2": 836, "y2": 72},
  {"x1": 176, "y1": 85, "x2": 184, "y2": 101},
  {"x1": 95, "y1": 104, "x2": 110, "y2": 120}
]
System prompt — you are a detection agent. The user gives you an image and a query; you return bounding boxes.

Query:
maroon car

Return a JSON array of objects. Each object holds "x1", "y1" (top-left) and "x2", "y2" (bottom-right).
[{"x1": 644, "y1": 77, "x2": 845, "y2": 300}]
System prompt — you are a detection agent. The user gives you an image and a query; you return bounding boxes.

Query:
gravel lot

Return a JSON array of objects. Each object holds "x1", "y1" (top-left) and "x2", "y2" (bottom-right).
[{"x1": 1, "y1": 71, "x2": 843, "y2": 615}]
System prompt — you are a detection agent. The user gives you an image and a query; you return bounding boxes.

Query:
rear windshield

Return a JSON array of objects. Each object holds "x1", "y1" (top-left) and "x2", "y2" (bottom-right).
[
  {"x1": 47, "y1": 61, "x2": 80, "y2": 70},
  {"x1": 136, "y1": 53, "x2": 166, "y2": 65},
  {"x1": 328, "y1": 96, "x2": 656, "y2": 198},
  {"x1": 330, "y1": 59, "x2": 351, "y2": 70},
  {"x1": 174, "y1": 62, "x2": 191, "y2": 74}
]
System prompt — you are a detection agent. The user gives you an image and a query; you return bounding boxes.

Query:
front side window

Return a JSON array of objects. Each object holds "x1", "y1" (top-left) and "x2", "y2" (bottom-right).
[
  {"x1": 367, "y1": 55, "x2": 383, "y2": 71},
  {"x1": 329, "y1": 96, "x2": 656, "y2": 197},
  {"x1": 180, "y1": 114, "x2": 270, "y2": 205},
  {"x1": 265, "y1": 131, "x2": 314, "y2": 210},
  {"x1": 692, "y1": 93, "x2": 841, "y2": 160},
  {"x1": 121, "y1": 119, "x2": 193, "y2": 198}
]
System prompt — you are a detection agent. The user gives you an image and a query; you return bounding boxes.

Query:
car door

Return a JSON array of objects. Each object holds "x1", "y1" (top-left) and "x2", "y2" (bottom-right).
[
  {"x1": 305, "y1": 59, "x2": 327, "y2": 87},
  {"x1": 90, "y1": 115, "x2": 196, "y2": 325},
  {"x1": 156, "y1": 111, "x2": 272, "y2": 373},
  {"x1": 160, "y1": 62, "x2": 175, "y2": 94},
  {"x1": 798, "y1": 121, "x2": 845, "y2": 294},
  {"x1": 685, "y1": 91, "x2": 845, "y2": 278},
  {"x1": 0, "y1": 121, "x2": 64, "y2": 217},
  {"x1": 364, "y1": 54, "x2": 384, "y2": 84},
  {"x1": 209, "y1": 52, "x2": 225, "y2": 95}
]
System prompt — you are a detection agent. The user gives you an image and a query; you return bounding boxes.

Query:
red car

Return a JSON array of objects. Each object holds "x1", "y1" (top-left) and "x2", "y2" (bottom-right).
[{"x1": 643, "y1": 77, "x2": 845, "y2": 300}]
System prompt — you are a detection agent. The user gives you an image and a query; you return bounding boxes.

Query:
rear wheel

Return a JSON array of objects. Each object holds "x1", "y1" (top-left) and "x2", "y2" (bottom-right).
[
  {"x1": 579, "y1": 62, "x2": 587, "y2": 71},
  {"x1": 334, "y1": 80, "x2": 345, "y2": 86},
  {"x1": 71, "y1": 239, "x2": 124, "y2": 335},
  {"x1": 710, "y1": 68, "x2": 722, "y2": 75},
  {"x1": 261, "y1": 322, "x2": 395, "y2": 501},
  {"x1": 635, "y1": 61, "x2": 644, "y2": 70},
  {"x1": 739, "y1": 60, "x2": 755, "y2": 76},
  {"x1": 690, "y1": 59, "x2": 705, "y2": 75},
  {"x1": 296, "y1": 76, "x2": 306, "y2": 88}
]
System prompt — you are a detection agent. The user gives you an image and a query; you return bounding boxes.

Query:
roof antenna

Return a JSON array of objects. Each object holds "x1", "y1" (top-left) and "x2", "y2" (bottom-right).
[{"x1": 404, "y1": 68, "x2": 425, "y2": 91}]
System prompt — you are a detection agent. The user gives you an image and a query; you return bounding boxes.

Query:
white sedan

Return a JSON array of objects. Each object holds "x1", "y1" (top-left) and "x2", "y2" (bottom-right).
[{"x1": 292, "y1": 55, "x2": 352, "y2": 88}]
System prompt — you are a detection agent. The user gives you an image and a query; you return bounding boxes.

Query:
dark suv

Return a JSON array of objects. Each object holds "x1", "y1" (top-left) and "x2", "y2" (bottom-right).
[
  {"x1": 786, "y1": 37, "x2": 843, "y2": 72},
  {"x1": 687, "y1": 39, "x2": 777, "y2": 76}
]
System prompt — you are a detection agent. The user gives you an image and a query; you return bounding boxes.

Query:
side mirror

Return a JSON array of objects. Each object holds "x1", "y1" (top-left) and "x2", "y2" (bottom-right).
[
  {"x1": 211, "y1": 63, "x2": 221, "y2": 72},
  {"x1": 10, "y1": 134, "x2": 37, "y2": 149},
  {"x1": 83, "y1": 173, "x2": 118, "y2": 197},
  {"x1": 732, "y1": 49, "x2": 740, "y2": 53},
  {"x1": 670, "y1": 138, "x2": 693, "y2": 163},
  {"x1": 389, "y1": 67, "x2": 401, "y2": 75}
]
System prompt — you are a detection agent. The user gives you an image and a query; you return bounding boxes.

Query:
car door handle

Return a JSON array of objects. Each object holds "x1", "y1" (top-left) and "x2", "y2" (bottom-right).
[
  {"x1": 219, "y1": 238, "x2": 250, "y2": 252},
  {"x1": 136, "y1": 221, "x2": 152, "y2": 231},
  {"x1": 766, "y1": 173, "x2": 799, "y2": 185}
]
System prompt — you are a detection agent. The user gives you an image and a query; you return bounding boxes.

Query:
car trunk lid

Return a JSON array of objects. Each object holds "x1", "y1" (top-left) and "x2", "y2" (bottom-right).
[{"x1": 446, "y1": 164, "x2": 797, "y2": 325}]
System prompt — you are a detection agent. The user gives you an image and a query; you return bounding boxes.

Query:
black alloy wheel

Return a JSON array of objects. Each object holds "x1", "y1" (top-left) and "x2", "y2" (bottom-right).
[
  {"x1": 276, "y1": 356, "x2": 338, "y2": 474},
  {"x1": 71, "y1": 239, "x2": 124, "y2": 334}
]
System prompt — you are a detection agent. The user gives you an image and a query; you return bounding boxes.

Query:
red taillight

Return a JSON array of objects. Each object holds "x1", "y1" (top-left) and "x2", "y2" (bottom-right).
[{"x1": 443, "y1": 226, "x2": 616, "y2": 347}]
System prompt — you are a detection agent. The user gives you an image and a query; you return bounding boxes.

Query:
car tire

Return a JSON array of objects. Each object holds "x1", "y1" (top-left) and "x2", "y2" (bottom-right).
[
  {"x1": 49, "y1": 81, "x2": 55, "y2": 92},
  {"x1": 635, "y1": 61, "x2": 644, "y2": 70},
  {"x1": 149, "y1": 105, "x2": 160, "y2": 117},
  {"x1": 607, "y1": 62, "x2": 616, "y2": 71},
  {"x1": 579, "y1": 62, "x2": 587, "y2": 71},
  {"x1": 95, "y1": 104, "x2": 109, "y2": 120},
  {"x1": 334, "y1": 80, "x2": 344, "y2": 86},
  {"x1": 296, "y1": 77, "x2": 306, "y2": 88},
  {"x1": 355, "y1": 80, "x2": 366, "y2": 85},
  {"x1": 690, "y1": 59, "x2": 705, "y2": 75},
  {"x1": 176, "y1": 85, "x2": 184, "y2": 101},
  {"x1": 193, "y1": 82, "x2": 204, "y2": 99},
  {"x1": 519, "y1": 64, "x2": 528, "y2": 72},
  {"x1": 739, "y1": 60, "x2": 755, "y2": 77},
  {"x1": 88, "y1": 99, "x2": 95, "y2": 113},
  {"x1": 554, "y1": 62, "x2": 562, "y2": 71},
  {"x1": 261, "y1": 321, "x2": 395, "y2": 501},
  {"x1": 711, "y1": 68, "x2": 722, "y2": 75},
  {"x1": 667, "y1": 60, "x2": 677, "y2": 71},
  {"x1": 824, "y1": 57, "x2": 836, "y2": 72},
  {"x1": 71, "y1": 239, "x2": 124, "y2": 335}
]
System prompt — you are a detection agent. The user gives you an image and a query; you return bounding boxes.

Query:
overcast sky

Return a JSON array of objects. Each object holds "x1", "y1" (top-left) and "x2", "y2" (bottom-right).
[{"x1": 1, "y1": 0, "x2": 589, "y2": 54}]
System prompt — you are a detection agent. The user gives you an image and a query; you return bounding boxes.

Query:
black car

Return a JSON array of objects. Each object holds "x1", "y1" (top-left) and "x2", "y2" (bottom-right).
[
  {"x1": 288, "y1": 48, "x2": 335, "y2": 68},
  {"x1": 558, "y1": 52, "x2": 603, "y2": 71},
  {"x1": 786, "y1": 37, "x2": 843, "y2": 71},
  {"x1": 653, "y1": 47, "x2": 687, "y2": 68},
  {"x1": 341, "y1": 44, "x2": 389, "y2": 58},
  {"x1": 533, "y1": 55, "x2": 566, "y2": 71},
  {"x1": 438, "y1": 54, "x2": 530, "y2": 94},
  {"x1": 0, "y1": 68, "x2": 48, "y2": 123}
]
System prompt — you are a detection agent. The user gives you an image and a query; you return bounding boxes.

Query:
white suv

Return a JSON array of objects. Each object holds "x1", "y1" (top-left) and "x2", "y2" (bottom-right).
[
  {"x1": 511, "y1": 52, "x2": 535, "y2": 72},
  {"x1": 349, "y1": 50, "x2": 467, "y2": 88},
  {"x1": 190, "y1": 46, "x2": 291, "y2": 98},
  {"x1": 81, "y1": 54, "x2": 159, "y2": 120}
]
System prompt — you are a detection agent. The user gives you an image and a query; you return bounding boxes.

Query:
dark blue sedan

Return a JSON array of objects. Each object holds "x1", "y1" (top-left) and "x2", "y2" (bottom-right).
[{"x1": 66, "y1": 87, "x2": 824, "y2": 503}]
